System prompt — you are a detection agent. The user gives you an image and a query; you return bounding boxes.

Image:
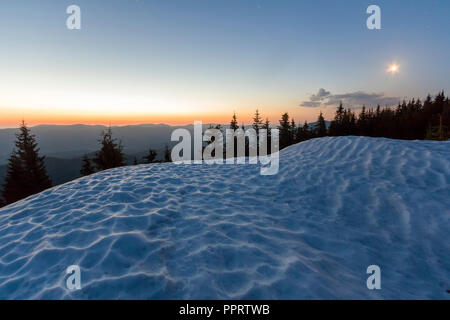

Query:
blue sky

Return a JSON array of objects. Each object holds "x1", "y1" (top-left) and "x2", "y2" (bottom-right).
[{"x1": 0, "y1": 0, "x2": 448, "y2": 125}]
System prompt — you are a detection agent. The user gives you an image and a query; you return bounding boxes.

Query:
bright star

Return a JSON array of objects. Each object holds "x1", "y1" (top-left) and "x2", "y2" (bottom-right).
[{"x1": 388, "y1": 63, "x2": 399, "y2": 74}]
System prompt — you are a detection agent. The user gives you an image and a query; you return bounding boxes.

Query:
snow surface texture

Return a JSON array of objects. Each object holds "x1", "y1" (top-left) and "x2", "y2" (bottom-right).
[{"x1": 0, "y1": 136, "x2": 449, "y2": 299}]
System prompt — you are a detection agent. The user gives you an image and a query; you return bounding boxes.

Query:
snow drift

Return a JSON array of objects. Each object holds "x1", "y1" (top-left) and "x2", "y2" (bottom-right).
[{"x1": 0, "y1": 136, "x2": 448, "y2": 299}]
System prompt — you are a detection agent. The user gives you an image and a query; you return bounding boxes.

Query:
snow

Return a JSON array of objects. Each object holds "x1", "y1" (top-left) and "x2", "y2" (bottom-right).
[{"x1": 0, "y1": 136, "x2": 449, "y2": 299}]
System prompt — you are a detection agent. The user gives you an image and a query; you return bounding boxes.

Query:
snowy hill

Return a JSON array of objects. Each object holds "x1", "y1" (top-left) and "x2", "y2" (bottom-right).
[{"x1": 0, "y1": 136, "x2": 449, "y2": 299}]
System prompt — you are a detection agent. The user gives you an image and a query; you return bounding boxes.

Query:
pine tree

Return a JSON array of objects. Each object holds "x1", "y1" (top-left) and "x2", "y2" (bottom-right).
[
  {"x1": 262, "y1": 118, "x2": 270, "y2": 131},
  {"x1": 290, "y1": 118, "x2": 297, "y2": 142},
  {"x1": 228, "y1": 112, "x2": 242, "y2": 158},
  {"x1": 2, "y1": 151, "x2": 25, "y2": 204},
  {"x1": 230, "y1": 112, "x2": 239, "y2": 130},
  {"x1": 349, "y1": 110, "x2": 357, "y2": 134},
  {"x1": 252, "y1": 109, "x2": 262, "y2": 133},
  {"x1": 143, "y1": 148, "x2": 157, "y2": 164},
  {"x1": 80, "y1": 155, "x2": 95, "y2": 176},
  {"x1": 426, "y1": 114, "x2": 448, "y2": 141},
  {"x1": 92, "y1": 127, "x2": 126, "y2": 171},
  {"x1": 316, "y1": 111, "x2": 327, "y2": 137},
  {"x1": 164, "y1": 144, "x2": 172, "y2": 162},
  {"x1": 295, "y1": 126, "x2": 304, "y2": 142},
  {"x1": 358, "y1": 106, "x2": 367, "y2": 135},
  {"x1": 329, "y1": 102, "x2": 345, "y2": 136},
  {"x1": 261, "y1": 118, "x2": 271, "y2": 153},
  {"x1": 278, "y1": 113, "x2": 292, "y2": 149},
  {"x1": 336, "y1": 102, "x2": 344, "y2": 123},
  {"x1": 303, "y1": 121, "x2": 311, "y2": 140},
  {"x1": 2, "y1": 121, "x2": 52, "y2": 204},
  {"x1": 133, "y1": 157, "x2": 138, "y2": 165}
]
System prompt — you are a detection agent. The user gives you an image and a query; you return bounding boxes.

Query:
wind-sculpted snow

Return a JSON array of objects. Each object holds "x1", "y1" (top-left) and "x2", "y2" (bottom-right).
[{"x1": 0, "y1": 137, "x2": 449, "y2": 299}]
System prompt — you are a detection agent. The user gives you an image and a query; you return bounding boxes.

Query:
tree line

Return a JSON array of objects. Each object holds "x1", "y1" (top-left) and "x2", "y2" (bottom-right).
[
  {"x1": 0, "y1": 91, "x2": 448, "y2": 207},
  {"x1": 225, "y1": 91, "x2": 448, "y2": 151}
]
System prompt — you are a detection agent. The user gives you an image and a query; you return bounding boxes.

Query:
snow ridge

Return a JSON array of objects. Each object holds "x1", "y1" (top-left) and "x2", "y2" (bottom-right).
[{"x1": 0, "y1": 136, "x2": 448, "y2": 299}]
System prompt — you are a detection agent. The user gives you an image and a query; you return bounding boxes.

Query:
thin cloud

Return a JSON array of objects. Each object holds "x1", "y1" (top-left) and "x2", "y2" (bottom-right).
[
  {"x1": 301, "y1": 101, "x2": 322, "y2": 107},
  {"x1": 310, "y1": 88, "x2": 330, "y2": 101},
  {"x1": 300, "y1": 88, "x2": 400, "y2": 109}
]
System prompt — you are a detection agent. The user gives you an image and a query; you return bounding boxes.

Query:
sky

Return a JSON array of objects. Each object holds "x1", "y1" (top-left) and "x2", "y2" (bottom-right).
[{"x1": 0, "y1": 0, "x2": 449, "y2": 127}]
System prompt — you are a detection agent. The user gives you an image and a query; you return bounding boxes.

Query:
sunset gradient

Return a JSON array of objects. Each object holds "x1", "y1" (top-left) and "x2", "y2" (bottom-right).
[{"x1": 0, "y1": 0, "x2": 449, "y2": 127}]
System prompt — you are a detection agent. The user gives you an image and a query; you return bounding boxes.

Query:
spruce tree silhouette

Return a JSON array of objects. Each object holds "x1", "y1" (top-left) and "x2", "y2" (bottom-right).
[
  {"x1": 143, "y1": 149, "x2": 157, "y2": 164},
  {"x1": 290, "y1": 118, "x2": 297, "y2": 143},
  {"x1": 329, "y1": 102, "x2": 344, "y2": 136},
  {"x1": 426, "y1": 115, "x2": 448, "y2": 141},
  {"x1": 295, "y1": 124, "x2": 304, "y2": 142},
  {"x1": 357, "y1": 106, "x2": 367, "y2": 135},
  {"x1": 229, "y1": 112, "x2": 240, "y2": 158},
  {"x1": 278, "y1": 113, "x2": 292, "y2": 149},
  {"x1": 2, "y1": 152, "x2": 24, "y2": 204},
  {"x1": 262, "y1": 118, "x2": 271, "y2": 153},
  {"x1": 262, "y1": 118, "x2": 270, "y2": 131},
  {"x1": 164, "y1": 144, "x2": 172, "y2": 162},
  {"x1": 80, "y1": 155, "x2": 95, "y2": 176},
  {"x1": 252, "y1": 109, "x2": 262, "y2": 133},
  {"x1": 92, "y1": 127, "x2": 126, "y2": 171},
  {"x1": 303, "y1": 121, "x2": 312, "y2": 140},
  {"x1": 2, "y1": 121, "x2": 52, "y2": 205},
  {"x1": 316, "y1": 112, "x2": 327, "y2": 137},
  {"x1": 230, "y1": 112, "x2": 239, "y2": 130}
]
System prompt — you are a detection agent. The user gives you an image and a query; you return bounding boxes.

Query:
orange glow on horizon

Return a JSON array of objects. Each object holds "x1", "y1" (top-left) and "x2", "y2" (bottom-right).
[
  {"x1": 0, "y1": 113, "x2": 230, "y2": 127},
  {"x1": 0, "y1": 112, "x2": 266, "y2": 127},
  {"x1": 0, "y1": 105, "x2": 333, "y2": 128}
]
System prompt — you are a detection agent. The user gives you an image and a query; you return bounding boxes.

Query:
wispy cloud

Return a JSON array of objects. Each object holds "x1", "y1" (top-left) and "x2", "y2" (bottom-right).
[
  {"x1": 300, "y1": 88, "x2": 400, "y2": 109},
  {"x1": 310, "y1": 88, "x2": 331, "y2": 101}
]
